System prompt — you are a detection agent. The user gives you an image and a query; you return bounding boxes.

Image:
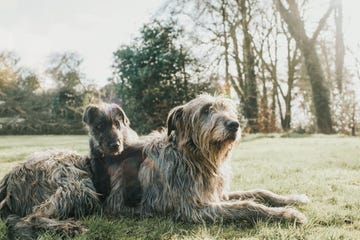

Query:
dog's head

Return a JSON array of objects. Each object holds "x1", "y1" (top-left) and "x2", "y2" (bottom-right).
[
  {"x1": 167, "y1": 94, "x2": 240, "y2": 161},
  {"x1": 83, "y1": 103, "x2": 130, "y2": 156}
]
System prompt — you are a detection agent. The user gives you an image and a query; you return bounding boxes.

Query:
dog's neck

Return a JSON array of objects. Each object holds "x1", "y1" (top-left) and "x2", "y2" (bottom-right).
[{"x1": 177, "y1": 140, "x2": 226, "y2": 201}]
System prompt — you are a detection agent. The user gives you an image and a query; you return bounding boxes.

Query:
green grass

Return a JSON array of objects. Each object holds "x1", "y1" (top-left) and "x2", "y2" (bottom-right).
[{"x1": 0, "y1": 134, "x2": 359, "y2": 239}]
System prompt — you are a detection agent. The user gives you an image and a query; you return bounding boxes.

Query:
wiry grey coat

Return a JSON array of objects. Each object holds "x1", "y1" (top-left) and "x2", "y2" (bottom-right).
[
  {"x1": 105, "y1": 95, "x2": 309, "y2": 224},
  {"x1": 0, "y1": 150, "x2": 100, "y2": 239}
]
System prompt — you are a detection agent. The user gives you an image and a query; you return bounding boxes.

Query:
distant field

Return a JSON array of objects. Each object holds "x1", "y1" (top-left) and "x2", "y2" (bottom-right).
[
  {"x1": 0, "y1": 135, "x2": 359, "y2": 239},
  {"x1": 0, "y1": 135, "x2": 89, "y2": 179}
]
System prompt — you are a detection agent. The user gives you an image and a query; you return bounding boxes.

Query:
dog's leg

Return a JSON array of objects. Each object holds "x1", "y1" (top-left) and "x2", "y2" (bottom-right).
[
  {"x1": 6, "y1": 214, "x2": 36, "y2": 240},
  {"x1": 224, "y1": 189, "x2": 310, "y2": 207},
  {"x1": 196, "y1": 200, "x2": 307, "y2": 224},
  {"x1": 6, "y1": 214, "x2": 84, "y2": 239}
]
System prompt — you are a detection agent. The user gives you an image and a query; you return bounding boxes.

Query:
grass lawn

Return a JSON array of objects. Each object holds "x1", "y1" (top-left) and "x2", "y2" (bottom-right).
[{"x1": 0, "y1": 134, "x2": 359, "y2": 239}]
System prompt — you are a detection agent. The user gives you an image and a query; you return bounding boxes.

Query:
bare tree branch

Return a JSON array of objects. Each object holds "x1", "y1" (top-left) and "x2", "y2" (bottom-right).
[{"x1": 311, "y1": 2, "x2": 335, "y2": 43}]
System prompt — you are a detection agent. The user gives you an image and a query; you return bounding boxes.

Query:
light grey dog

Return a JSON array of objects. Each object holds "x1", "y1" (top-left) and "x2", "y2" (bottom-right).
[{"x1": 105, "y1": 94, "x2": 309, "y2": 224}]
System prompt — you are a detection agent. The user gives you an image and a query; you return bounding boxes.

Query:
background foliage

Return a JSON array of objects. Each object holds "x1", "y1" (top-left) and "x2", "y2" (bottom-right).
[
  {"x1": 112, "y1": 21, "x2": 212, "y2": 134},
  {"x1": 0, "y1": 1, "x2": 359, "y2": 135},
  {"x1": 0, "y1": 22, "x2": 212, "y2": 135}
]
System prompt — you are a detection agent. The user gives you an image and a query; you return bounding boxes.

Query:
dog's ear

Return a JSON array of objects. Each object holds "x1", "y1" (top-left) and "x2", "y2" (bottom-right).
[
  {"x1": 83, "y1": 104, "x2": 99, "y2": 125},
  {"x1": 111, "y1": 104, "x2": 130, "y2": 126},
  {"x1": 167, "y1": 105, "x2": 183, "y2": 136}
]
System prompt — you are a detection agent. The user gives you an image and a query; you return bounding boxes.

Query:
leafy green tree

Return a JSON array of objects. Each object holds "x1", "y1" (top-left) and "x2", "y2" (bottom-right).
[{"x1": 112, "y1": 21, "x2": 211, "y2": 134}]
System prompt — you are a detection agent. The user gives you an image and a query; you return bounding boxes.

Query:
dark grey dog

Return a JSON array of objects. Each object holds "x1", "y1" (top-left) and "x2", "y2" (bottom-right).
[
  {"x1": 105, "y1": 94, "x2": 310, "y2": 224},
  {"x1": 0, "y1": 103, "x2": 138, "y2": 239},
  {"x1": 83, "y1": 103, "x2": 141, "y2": 206}
]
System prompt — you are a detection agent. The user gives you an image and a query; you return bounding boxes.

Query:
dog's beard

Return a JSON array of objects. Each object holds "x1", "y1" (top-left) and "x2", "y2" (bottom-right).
[
  {"x1": 209, "y1": 126, "x2": 240, "y2": 144},
  {"x1": 226, "y1": 130, "x2": 239, "y2": 141}
]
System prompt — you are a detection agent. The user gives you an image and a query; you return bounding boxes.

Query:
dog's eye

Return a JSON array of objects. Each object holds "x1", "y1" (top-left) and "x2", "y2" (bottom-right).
[
  {"x1": 114, "y1": 120, "x2": 121, "y2": 128},
  {"x1": 201, "y1": 104, "x2": 212, "y2": 115}
]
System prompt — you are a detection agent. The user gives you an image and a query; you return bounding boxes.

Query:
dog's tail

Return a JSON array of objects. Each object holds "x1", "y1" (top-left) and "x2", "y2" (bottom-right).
[{"x1": 0, "y1": 173, "x2": 11, "y2": 219}]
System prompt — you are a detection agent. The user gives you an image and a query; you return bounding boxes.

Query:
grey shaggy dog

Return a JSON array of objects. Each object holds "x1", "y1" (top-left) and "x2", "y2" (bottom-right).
[
  {"x1": 105, "y1": 94, "x2": 310, "y2": 224},
  {"x1": 0, "y1": 103, "x2": 137, "y2": 239}
]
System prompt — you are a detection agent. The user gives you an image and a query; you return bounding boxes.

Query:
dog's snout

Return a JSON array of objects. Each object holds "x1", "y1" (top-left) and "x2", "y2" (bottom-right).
[
  {"x1": 225, "y1": 120, "x2": 240, "y2": 132},
  {"x1": 109, "y1": 142, "x2": 120, "y2": 150}
]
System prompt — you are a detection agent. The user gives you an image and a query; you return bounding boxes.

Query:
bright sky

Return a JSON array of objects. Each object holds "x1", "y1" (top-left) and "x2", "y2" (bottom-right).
[
  {"x1": 0, "y1": 0, "x2": 165, "y2": 86},
  {"x1": 0, "y1": 0, "x2": 359, "y2": 87}
]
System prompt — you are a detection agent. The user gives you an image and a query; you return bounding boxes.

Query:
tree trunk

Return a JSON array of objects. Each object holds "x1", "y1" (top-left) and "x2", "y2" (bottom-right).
[
  {"x1": 282, "y1": 37, "x2": 298, "y2": 131},
  {"x1": 274, "y1": 0, "x2": 333, "y2": 134},
  {"x1": 239, "y1": 0, "x2": 258, "y2": 133},
  {"x1": 270, "y1": 83, "x2": 277, "y2": 132},
  {"x1": 229, "y1": 23, "x2": 244, "y2": 94},
  {"x1": 301, "y1": 41, "x2": 333, "y2": 133},
  {"x1": 221, "y1": 0, "x2": 231, "y2": 96},
  {"x1": 335, "y1": 0, "x2": 344, "y2": 93}
]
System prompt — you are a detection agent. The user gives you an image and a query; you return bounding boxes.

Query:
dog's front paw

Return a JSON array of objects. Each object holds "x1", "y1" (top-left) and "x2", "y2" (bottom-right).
[
  {"x1": 282, "y1": 208, "x2": 308, "y2": 224},
  {"x1": 289, "y1": 194, "x2": 311, "y2": 205},
  {"x1": 62, "y1": 220, "x2": 88, "y2": 237}
]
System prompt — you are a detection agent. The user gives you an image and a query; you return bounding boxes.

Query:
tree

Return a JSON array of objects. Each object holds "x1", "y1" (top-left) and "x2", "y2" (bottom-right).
[
  {"x1": 0, "y1": 52, "x2": 24, "y2": 132},
  {"x1": 239, "y1": 2, "x2": 301, "y2": 132},
  {"x1": 0, "y1": 52, "x2": 49, "y2": 134},
  {"x1": 334, "y1": 0, "x2": 344, "y2": 93},
  {"x1": 112, "y1": 21, "x2": 210, "y2": 134},
  {"x1": 0, "y1": 51, "x2": 19, "y2": 91},
  {"x1": 46, "y1": 52, "x2": 84, "y2": 89},
  {"x1": 18, "y1": 69, "x2": 41, "y2": 92},
  {"x1": 237, "y1": 0, "x2": 259, "y2": 133},
  {"x1": 274, "y1": 0, "x2": 334, "y2": 134},
  {"x1": 45, "y1": 52, "x2": 87, "y2": 133}
]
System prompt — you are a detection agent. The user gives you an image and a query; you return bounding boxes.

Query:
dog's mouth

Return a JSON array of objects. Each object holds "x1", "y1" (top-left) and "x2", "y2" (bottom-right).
[
  {"x1": 108, "y1": 149, "x2": 122, "y2": 156},
  {"x1": 226, "y1": 128, "x2": 241, "y2": 141},
  {"x1": 227, "y1": 131, "x2": 238, "y2": 140},
  {"x1": 211, "y1": 131, "x2": 240, "y2": 148},
  {"x1": 103, "y1": 143, "x2": 124, "y2": 156},
  {"x1": 209, "y1": 128, "x2": 240, "y2": 144}
]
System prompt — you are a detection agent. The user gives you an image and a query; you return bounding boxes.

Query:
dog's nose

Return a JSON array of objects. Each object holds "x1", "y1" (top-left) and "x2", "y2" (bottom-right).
[
  {"x1": 225, "y1": 120, "x2": 240, "y2": 132},
  {"x1": 109, "y1": 142, "x2": 120, "y2": 150}
]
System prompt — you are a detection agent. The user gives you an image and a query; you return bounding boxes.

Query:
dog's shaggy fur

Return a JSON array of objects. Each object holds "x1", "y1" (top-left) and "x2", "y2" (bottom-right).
[
  {"x1": 0, "y1": 103, "x2": 138, "y2": 239},
  {"x1": 0, "y1": 150, "x2": 99, "y2": 239},
  {"x1": 105, "y1": 94, "x2": 309, "y2": 224}
]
